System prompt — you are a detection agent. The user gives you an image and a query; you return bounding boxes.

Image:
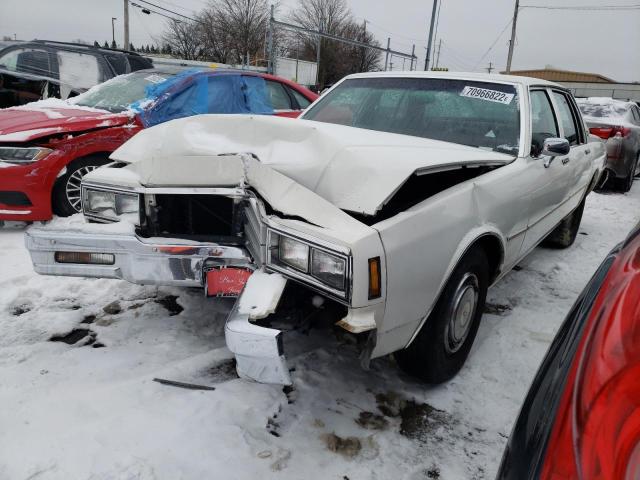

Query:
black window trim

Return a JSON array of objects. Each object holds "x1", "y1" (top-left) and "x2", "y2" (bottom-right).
[{"x1": 550, "y1": 88, "x2": 586, "y2": 145}]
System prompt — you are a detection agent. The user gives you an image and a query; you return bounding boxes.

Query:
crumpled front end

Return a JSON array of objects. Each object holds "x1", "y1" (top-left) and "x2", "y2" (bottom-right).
[{"x1": 25, "y1": 153, "x2": 386, "y2": 385}]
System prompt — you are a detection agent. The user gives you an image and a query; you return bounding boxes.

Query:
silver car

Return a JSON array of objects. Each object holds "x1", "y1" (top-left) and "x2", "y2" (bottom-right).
[
  {"x1": 26, "y1": 72, "x2": 604, "y2": 385},
  {"x1": 577, "y1": 97, "x2": 640, "y2": 192}
]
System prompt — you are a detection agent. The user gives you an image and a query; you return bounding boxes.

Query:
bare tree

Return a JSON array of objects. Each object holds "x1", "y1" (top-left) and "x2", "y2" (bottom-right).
[
  {"x1": 160, "y1": 20, "x2": 203, "y2": 61},
  {"x1": 287, "y1": 0, "x2": 380, "y2": 87}
]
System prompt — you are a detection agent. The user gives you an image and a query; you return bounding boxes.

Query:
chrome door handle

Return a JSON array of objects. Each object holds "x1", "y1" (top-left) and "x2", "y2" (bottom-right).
[{"x1": 562, "y1": 157, "x2": 570, "y2": 165}]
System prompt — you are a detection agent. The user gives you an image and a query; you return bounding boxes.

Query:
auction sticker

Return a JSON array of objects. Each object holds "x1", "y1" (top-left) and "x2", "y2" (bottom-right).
[
  {"x1": 145, "y1": 74, "x2": 166, "y2": 84},
  {"x1": 460, "y1": 86, "x2": 514, "y2": 104}
]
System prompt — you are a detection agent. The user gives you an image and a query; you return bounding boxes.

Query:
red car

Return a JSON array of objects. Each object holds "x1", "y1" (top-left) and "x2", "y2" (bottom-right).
[
  {"x1": 0, "y1": 67, "x2": 317, "y2": 221},
  {"x1": 497, "y1": 221, "x2": 640, "y2": 479}
]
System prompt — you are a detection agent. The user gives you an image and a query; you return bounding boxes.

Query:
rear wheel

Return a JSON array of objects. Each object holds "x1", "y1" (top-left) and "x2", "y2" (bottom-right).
[
  {"x1": 615, "y1": 155, "x2": 638, "y2": 193},
  {"x1": 543, "y1": 199, "x2": 585, "y2": 249},
  {"x1": 52, "y1": 155, "x2": 109, "y2": 217},
  {"x1": 395, "y1": 248, "x2": 489, "y2": 383}
]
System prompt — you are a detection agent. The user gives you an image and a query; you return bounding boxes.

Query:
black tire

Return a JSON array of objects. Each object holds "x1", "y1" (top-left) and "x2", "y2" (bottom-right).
[
  {"x1": 395, "y1": 248, "x2": 489, "y2": 384},
  {"x1": 615, "y1": 156, "x2": 638, "y2": 193},
  {"x1": 52, "y1": 155, "x2": 110, "y2": 217},
  {"x1": 542, "y1": 199, "x2": 585, "y2": 249}
]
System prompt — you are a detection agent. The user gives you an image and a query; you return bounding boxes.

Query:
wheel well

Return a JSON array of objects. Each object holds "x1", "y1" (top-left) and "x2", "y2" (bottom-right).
[
  {"x1": 470, "y1": 234, "x2": 504, "y2": 284},
  {"x1": 51, "y1": 152, "x2": 113, "y2": 213},
  {"x1": 53, "y1": 152, "x2": 112, "y2": 186}
]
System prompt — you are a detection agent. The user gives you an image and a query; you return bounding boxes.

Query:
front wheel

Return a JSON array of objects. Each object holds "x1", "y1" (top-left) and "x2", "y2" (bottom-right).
[
  {"x1": 52, "y1": 155, "x2": 109, "y2": 217},
  {"x1": 395, "y1": 248, "x2": 489, "y2": 384}
]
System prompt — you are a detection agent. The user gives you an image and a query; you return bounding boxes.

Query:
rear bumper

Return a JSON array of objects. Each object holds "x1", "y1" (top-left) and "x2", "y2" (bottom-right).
[{"x1": 26, "y1": 227, "x2": 253, "y2": 287}]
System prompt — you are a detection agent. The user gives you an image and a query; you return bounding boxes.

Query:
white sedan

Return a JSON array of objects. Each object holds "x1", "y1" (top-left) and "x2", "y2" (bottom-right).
[{"x1": 26, "y1": 72, "x2": 605, "y2": 385}]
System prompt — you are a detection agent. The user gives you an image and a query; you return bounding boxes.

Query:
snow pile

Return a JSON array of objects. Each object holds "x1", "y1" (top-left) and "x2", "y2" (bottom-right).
[
  {"x1": 33, "y1": 213, "x2": 136, "y2": 235},
  {"x1": 10, "y1": 98, "x2": 110, "y2": 114},
  {"x1": 0, "y1": 185, "x2": 639, "y2": 479}
]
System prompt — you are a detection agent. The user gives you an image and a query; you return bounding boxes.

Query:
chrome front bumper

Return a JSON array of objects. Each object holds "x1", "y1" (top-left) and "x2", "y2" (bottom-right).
[{"x1": 25, "y1": 227, "x2": 253, "y2": 287}]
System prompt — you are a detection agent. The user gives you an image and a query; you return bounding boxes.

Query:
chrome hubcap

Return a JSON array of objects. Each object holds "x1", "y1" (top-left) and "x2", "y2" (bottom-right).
[
  {"x1": 444, "y1": 272, "x2": 479, "y2": 354},
  {"x1": 65, "y1": 166, "x2": 98, "y2": 212}
]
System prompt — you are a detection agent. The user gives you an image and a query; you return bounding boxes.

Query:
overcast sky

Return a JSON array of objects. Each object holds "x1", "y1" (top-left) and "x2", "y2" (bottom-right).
[{"x1": 1, "y1": 0, "x2": 638, "y2": 82}]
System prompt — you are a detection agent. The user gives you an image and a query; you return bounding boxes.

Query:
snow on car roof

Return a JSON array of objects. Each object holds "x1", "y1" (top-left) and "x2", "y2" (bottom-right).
[{"x1": 344, "y1": 70, "x2": 565, "y2": 89}]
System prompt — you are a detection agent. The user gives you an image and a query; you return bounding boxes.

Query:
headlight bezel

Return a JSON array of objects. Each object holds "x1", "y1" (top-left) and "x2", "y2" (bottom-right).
[
  {"x1": 266, "y1": 228, "x2": 351, "y2": 302},
  {"x1": 82, "y1": 183, "x2": 141, "y2": 224},
  {"x1": 0, "y1": 146, "x2": 53, "y2": 165}
]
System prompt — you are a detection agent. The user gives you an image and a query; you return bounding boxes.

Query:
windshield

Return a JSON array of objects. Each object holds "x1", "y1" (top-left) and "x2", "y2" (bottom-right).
[
  {"x1": 71, "y1": 71, "x2": 175, "y2": 112},
  {"x1": 303, "y1": 77, "x2": 521, "y2": 155}
]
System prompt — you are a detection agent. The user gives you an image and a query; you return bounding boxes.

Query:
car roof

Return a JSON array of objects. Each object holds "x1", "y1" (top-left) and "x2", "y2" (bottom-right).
[
  {"x1": 577, "y1": 96, "x2": 636, "y2": 108},
  {"x1": 344, "y1": 70, "x2": 566, "y2": 89}
]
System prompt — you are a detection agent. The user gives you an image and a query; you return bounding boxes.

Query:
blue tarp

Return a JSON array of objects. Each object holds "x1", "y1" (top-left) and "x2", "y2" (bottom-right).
[{"x1": 131, "y1": 70, "x2": 274, "y2": 128}]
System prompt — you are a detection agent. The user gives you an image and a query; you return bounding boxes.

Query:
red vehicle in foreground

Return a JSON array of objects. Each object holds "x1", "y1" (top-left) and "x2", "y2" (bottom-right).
[
  {"x1": 0, "y1": 67, "x2": 317, "y2": 221},
  {"x1": 497, "y1": 221, "x2": 640, "y2": 479}
]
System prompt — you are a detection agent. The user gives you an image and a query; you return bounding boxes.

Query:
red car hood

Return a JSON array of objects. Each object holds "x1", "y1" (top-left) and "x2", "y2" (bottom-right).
[{"x1": 0, "y1": 106, "x2": 133, "y2": 143}]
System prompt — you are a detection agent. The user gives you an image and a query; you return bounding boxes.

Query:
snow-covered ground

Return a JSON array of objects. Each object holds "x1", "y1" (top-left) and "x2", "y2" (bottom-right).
[{"x1": 0, "y1": 185, "x2": 639, "y2": 480}]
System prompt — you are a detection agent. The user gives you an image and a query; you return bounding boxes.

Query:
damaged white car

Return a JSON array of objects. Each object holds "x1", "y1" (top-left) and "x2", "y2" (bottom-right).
[{"x1": 26, "y1": 72, "x2": 604, "y2": 385}]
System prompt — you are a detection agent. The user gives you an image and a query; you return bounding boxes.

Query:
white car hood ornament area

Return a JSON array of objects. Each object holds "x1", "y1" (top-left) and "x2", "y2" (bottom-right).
[{"x1": 108, "y1": 114, "x2": 515, "y2": 216}]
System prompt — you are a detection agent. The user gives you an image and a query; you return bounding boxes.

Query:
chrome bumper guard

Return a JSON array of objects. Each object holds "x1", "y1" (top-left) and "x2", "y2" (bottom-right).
[
  {"x1": 25, "y1": 227, "x2": 253, "y2": 287},
  {"x1": 225, "y1": 302, "x2": 291, "y2": 385}
]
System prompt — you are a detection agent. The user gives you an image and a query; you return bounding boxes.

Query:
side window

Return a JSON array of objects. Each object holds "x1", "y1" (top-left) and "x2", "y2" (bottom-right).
[
  {"x1": 105, "y1": 54, "x2": 128, "y2": 75},
  {"x1": 631, "y1": 106, "x2": 640, "y2": 125},
  {"x1": 552, "y1": 91, "x2": 579, "y2": 145},
  {"x1": 530, "y1": 90, "x2": 559, "y2": 153},
  {"x1": 287, "y1": 86, "x2": 311, "y2": 109},
  {"x1": 266, "y1": 80, "x2": 293, "y2": 110},
  {"x1": 57, "y1": 51, "x2": 101, "y2": 90},
  {"x1": 0, "y1": 48, "x2": 52, "y2": 77},
  {"x1": 0, "y1": 49, "x2": 22, "y2": 71}
]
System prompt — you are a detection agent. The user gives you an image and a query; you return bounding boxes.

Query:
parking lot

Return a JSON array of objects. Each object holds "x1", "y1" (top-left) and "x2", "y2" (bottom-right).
[{"x1": 0, "y1": 185, "x2": 637, "y2": 479}]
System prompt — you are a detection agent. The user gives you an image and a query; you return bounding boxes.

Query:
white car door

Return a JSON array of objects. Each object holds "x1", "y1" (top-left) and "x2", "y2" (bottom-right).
[
  {"x1": 519, "y1": 88, "x2": 572, "y2": 255},
  {"x1": 549, "y1": 89, "x2": 594, "y2": 210}
]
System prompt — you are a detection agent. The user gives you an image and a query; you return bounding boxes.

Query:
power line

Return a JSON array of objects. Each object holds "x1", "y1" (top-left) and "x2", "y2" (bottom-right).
[
  {"x1": 136, "y1": 0, "x2": 199, "y2": 22},
  {"x1": 521, "y1": 3, "x2": 640, "y2": 9},
  {"x1": 473, "y1": 17, "x2": 513, "y2": 70},
  {"x1": 130, "y1": 3, "x2": 184, "y2": 23},
  {"x1": 151, "y1": 0, "x2": 203, "y2": 15}
]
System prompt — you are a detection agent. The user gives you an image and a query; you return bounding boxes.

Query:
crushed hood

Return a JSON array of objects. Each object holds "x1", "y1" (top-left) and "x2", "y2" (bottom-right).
[
  {"x1": 110, "y1": 114, "x2": 514, "y2": 216},
  {"x1": 0, "y1": 104, "x2": 131, "y2": 143}
]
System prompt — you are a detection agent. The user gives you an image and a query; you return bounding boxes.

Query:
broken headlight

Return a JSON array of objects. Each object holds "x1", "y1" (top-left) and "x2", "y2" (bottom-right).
[
  {"x1": 267, "y1": 229, "x2": 349, "y2": 300},
  {"x1": 0, "y1": 146, "x2": 52, "y2": 165},
  {"x1": 82, "y1": 186, "x2": 140, "y2": 223}
]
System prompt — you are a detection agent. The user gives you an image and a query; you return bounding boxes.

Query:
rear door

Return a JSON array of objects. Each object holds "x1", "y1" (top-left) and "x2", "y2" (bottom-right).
[
  {"x1": 549, "y1": 90, "x2": 594, "y2": 209},
  {"x1": 520, "y1": 88, "x2": 573, "y2": 255}
]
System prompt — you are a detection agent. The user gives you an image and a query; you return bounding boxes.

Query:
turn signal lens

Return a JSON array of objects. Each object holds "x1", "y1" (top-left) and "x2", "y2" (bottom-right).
[
  {"x1": 54, "y1": 252, "x2": 115, "y2": 265},
  {"x1": 368, "y1": 257, "x2": 381, "y2": 299}
]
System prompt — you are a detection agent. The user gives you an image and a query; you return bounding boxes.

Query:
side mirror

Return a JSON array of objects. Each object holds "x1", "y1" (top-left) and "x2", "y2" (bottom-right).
[{"x1": 540, "y1": 138, "x2": 570, "y2": 167}]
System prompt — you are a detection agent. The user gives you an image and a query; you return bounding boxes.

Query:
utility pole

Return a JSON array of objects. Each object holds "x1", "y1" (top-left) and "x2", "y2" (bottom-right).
[
  {"x1": 316, "y1": 27, "x2": 322, "y2": 87},
  {"x1": 268, "y1": 5, "x2": 274, "y2": 74},
  {"x1": 424, "y1": 0, "x2": 438, "y2": 70},
  {"x1": 384, "y1": 37, "x2": 391, "y2": 71},
  {"x1": 506, "y1": 0, "x2": 519, "y2": 73},
  {"x1": 410, "y1": 44, "x2": 415, "y2": 70},
  {"x1": 435, "y1": 39, "x2": 442, "y2": 68},
  {"x1": 486, "y1": 62, "x2": 494, "y2": 73},
  {"x1": 111, "y1": 17, "x2": 117, "y2": 47},
  {"x1": 123, "y1": 0, "x2": 130, "y2": 50}
]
